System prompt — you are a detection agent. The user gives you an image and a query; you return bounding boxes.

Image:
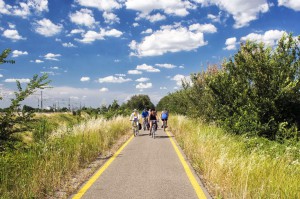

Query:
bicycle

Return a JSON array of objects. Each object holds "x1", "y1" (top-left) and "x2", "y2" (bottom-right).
[
  {"x1": 162, "y1": 120, "x2": 167, "y2": 131},
  {"x1": 143, "y1": 117, "x2": 149, "y2": 130},
  {"x1": 150, "y1": 120, "x2": 157, "y2": 139},
  {"x1": 131, "y1": 118, "x2": 139, "y2": 136}
]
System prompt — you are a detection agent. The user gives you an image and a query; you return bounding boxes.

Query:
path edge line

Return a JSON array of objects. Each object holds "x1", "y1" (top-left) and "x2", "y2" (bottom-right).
[
  {"x1": 166, "y1": 130, "x2": 208, "y2": 199},
  {"x1": 72, "y1": 135, "x2": 134, "y2": 199}
]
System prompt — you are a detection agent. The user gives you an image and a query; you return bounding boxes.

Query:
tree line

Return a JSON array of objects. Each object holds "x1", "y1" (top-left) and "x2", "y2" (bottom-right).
[{"x1": 157, "y1": 34, "x2": 300, "y2": 142}]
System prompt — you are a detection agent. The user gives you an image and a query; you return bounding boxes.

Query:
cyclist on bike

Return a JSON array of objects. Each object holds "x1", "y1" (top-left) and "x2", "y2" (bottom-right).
[
  {"x1": 161, "y1": 108, "x2": 169, "y2": 128},
  {"x1": 148, "y1": 108, "x2": 158, "y2": 135},
  {"x1": 141, "y1": 108, "x2": 149, "y2": 130},
  {"x1": 130, "y1": 109, "x2": 140, "y2": 129}
]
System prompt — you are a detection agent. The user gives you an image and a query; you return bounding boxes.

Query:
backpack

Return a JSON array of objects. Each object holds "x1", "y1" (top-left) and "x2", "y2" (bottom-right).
[{"x1": 161, "y1": 112, "x2": 168, "y2": 119}]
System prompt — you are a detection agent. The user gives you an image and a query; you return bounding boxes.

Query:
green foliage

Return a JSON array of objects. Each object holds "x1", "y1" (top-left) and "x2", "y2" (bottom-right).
[
  {"x1": 158, "y1": 34, "x2": 300, "y2": 141},
  {"x1": 109, "y1": 99, "x2": 120, "y2": 111},
  {"x1": 0, "y1": 74, "x2": 51, "y2": 150},
  {"x1": 156, "y1": 90, "x2": 189, "y2": 114},
  {"x1": 170, "y1": 115, "x2": 300, "y2": 198},
  {"x1": 126, "y1": 94, "x2": 155, "y2": 111},
  {"x1": 32, "y1": 119, "x2": 52, "y2": 142},
  {"x1": 0, "y1": 49, "x2": 15, "y2": 65},
  {"x1": 0, "y1": 116, "x2": 131, "y2": 198},
  {"x1": 22, "y1": 105, "x2": 35, "y2": 112}
]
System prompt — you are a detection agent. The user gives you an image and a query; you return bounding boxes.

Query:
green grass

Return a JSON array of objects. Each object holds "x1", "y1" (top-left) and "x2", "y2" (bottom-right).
[
  {"x1": 0, "y1": 116, "x2": 131, "y2": 199},
  {"x1": 169, "y1": 115, "x2": 300, "y2": 199}
]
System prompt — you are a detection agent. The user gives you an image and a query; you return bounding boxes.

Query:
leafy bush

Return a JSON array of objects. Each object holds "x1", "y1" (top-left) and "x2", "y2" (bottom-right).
[{"x1": 158, "y1": 34, "x2": 300, "y2": 141}]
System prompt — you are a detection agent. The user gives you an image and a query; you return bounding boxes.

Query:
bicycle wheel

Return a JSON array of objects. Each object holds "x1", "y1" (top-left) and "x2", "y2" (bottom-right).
[{"x1": 153, "y1": 124, "x2": 156, "y2": 139}]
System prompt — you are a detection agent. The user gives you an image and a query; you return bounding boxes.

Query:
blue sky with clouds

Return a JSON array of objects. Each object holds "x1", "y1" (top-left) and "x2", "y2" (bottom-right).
[{"x1": 0, "y1": 0, "x2": 300, "y2": 108}]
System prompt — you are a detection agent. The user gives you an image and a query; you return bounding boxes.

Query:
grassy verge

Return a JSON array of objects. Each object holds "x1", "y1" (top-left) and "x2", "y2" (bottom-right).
[
  {"x1": 169, "y1": 115, "x2": 300, "y2": 198},
  {"x1": 0, "y1": 116, "x2": 131, "y2": 199}
]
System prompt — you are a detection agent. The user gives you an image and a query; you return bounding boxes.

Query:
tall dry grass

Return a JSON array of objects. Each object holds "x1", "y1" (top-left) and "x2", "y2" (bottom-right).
[
  {"x1": 169, "y1": 115, "x2": 300, "y2": 198},
  {"x1": 0, "y1": 116, "x2": 131, "y2": 199}
]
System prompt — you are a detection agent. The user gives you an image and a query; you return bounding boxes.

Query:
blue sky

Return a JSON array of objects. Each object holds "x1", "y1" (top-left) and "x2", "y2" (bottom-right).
[{"x1": 0, "y1": 0, "x2": 300, "y2": 109}]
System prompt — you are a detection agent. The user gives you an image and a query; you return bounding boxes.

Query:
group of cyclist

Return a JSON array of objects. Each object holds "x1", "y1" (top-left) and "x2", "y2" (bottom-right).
[{"x1": 130, "y1": 108, "x2": 169, "y2": 135}]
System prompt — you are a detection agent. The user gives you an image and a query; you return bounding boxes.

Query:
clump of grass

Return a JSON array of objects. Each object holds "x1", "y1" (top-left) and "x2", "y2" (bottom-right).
[
  {"x1": 169, "y1": 115, "x2": 300, "y2": 198},
  {"x1": 0, "y1": 116, "x2": 131, "y2": 199}
]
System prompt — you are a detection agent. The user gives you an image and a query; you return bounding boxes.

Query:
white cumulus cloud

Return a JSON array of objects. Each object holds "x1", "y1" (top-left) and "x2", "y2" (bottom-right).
[
  {"x1": 136, "y1": 64, "x2": 160, "y2": 72},
  {"x1": 103, "y1": 11, "x2": 120, "y2": 24},
  {"x1": 240, "y1": 30, "x2": 287, "y2": 47},
  {"x1": 172, "y1": 74, "x2": 190, "y2": 86},
  {"x1": 224, "y1": 37, "x2": 237, "y2": 50},
  {"x1": 189, "y1": 23, "x2": 217, "y2": 33},
  {"x1": 2, "y1": 29, "x2": 26, "y2": 41},
  {"x1": 70, "y1": 29, "x2": 85, "y2": 34},
  {"x1": 129, "y1": 23, "x2": 211, "y2": 57},
  {"x1": 80, "y1": 77, "x2": 90, "y2": 82},
  {"x1": 35, "y1": 59, "x2": 44, "y2": 63},
  {"x1": 155, "y1": 63, "x2": 177, "y2": 68},
  {"x1": 278, "y1": 0, "x2": 300, "y2": 11},
  {"x1": 99, "y1": 87, "x2": 109, "y2": 92},
  {"x1": 4, "y1": 78, "x2": 30, "y2": 83},
  {"x1": 62, "y1": 42, "x2": 76, "y2": 47},
  {"x1": 69, "y1": 8, "x2": 96, "y2": 27},
  {"x1": 28, "y1": 0, "x2": 49, "y2": 12},
  {"x1": 98, "y1": 76, "x2": 132, "y2": 83},
  {"x1": 76, "y1": 0, "x2": 121, "y2": 11},
  {"x1": 136, "y1": 82, "x2": 152, "y2": 89},
  {"x1": 76, "y1": 28, "x2": 123, "y2": 43},
  {"x1": 136, "y1": 77, "x2": 150, "y2": 82},
  {"x1": 196, "y1": 0, "x2": 270, "y2": 28},
  {"x1": 136, "y1": 13, "x2": 166, "y2": 23},
  {"x1": 44, "y1": 53, "x2": 61, "y2": 61},
  {"x1": 141, "y1": 28, "x2": 153, "y2": 34},
  {"x1": 0, "y1": 0, "x2": 48, "y2": 18},
  {"x1": 126, "y1": 0, "x2": 194, "y2": 17},
  {"x1": 128, "y1": 70, "x2": 142, "y2": 75},
  {"x1": 12, "y1": 50, "x2": 28, "y2": 57},
  {"x1": 33, "y1": 18, "x2": 63, "y2": 37}
]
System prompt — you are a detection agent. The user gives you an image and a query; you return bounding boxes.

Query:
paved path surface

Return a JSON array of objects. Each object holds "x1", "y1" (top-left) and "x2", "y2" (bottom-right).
[{"x1": 71, "y1": 128, "x2": 211, "y2": 199}]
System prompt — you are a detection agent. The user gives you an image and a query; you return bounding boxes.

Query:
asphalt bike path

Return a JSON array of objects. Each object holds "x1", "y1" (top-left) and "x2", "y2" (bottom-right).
[{"x1": 71, "y1": 128, "x2": 211, "y2": 199}]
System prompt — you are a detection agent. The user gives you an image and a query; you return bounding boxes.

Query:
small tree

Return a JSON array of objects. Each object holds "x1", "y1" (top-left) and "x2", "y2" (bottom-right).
[
  {"x1": 0, "y1": 74, "x2": 50, "y2": 147},
  {"x1": 0, "y1": 49, "x2": 51, "y2": 149}
]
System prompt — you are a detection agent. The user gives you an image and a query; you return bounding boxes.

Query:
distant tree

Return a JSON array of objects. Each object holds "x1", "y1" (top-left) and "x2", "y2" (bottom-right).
[
  {"x1": 99, "y1": 105, "x2": 108, "y2": 114},
  {"x1": 110, "y1": 100, "x2": 120, "y2": 111},
  {"x1": 60, "y1": 107, "x2": 69, "y2": 112},
  {"x1": 126, "y1": 95, "x2": 155, "y2": 111},
  {"x1": 22, "y1": 105, "x2": 35, "y2": 112}
]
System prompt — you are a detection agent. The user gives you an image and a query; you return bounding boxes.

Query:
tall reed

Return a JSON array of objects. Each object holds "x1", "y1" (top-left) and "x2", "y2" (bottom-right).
[
  {"x1": 169, "y1": 115, "x2": 300, "y2": 198},
  {"x1": 0, "y1": 116, "x2": 131, "y2": 199}
]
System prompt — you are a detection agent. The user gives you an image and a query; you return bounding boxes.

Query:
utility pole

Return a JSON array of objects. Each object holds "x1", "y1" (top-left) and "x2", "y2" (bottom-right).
[
  {"x1": 40, "y1": 91, "x2": 43, "y2": 111},
  {"x1": 38, "y1": 98, "x2": 40, "y2": 111},
  {"x1": 68, "y1": 97, "x2": 71, "y2": 111}
]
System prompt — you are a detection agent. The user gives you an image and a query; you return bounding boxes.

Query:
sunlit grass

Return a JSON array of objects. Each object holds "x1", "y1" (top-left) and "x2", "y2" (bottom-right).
[
  {"x1": 169, "y1": 115, "x2": 300, "y2": 198},
  {"x1": 0, "y1": 116, "x2": 131, "y2": 199}
]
